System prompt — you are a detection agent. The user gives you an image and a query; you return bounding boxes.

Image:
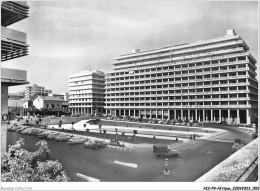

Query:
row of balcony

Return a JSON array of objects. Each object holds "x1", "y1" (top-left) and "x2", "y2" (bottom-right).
[
  {"x1": 110, "y1": 52, "x2": 256, "y2": 75},
  {"x1": 117, "y1": 34, "x2": 242, "y2": 59},
  {"x1": 114, "y1": 47, "x2": 245, "y2": 70},
  {"x1": 113, "y1": 40, "x2": 245, "y2": 65},
  {"x1": 105, "y1": 97, "x2": 252, "y2": 103},
  {"x1": 106, "y1": 82, "x2": 251, "y2": 91},
  {"x1": 106, "y1": 75, "x2": 250, "y2": 86},
  {"x1": 105, "y1": 104, "x2": 253, "y2": 109},
  {"x1": 106, "y1": 90, "x2": 253, "y2": 96},
  {"x1": 107, "y1": 68, "x2": 251, "y2": 83}
]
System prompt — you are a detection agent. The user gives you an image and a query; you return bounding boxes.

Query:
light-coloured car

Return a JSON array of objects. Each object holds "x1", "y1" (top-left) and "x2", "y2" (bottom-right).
[
  {"x1": 20, "y1": 128, "x2": 36, "y2": 135},
  {"x1": 28, "y1": 129, "x2": 45, "y2": 136},
  {"x1": 46, "y1": 132, "x2": 60, "y2": 140},
  {"x1": 54, "y1": 134, "x2": 72, "y2": 141},
  {"x1": 38, "y1": 131, "x2": 51, "y2": 138},
  {"x1": 83, "y1": 140, "x2": 95, "y2": 148},
  {"x1": 67, "y1": 137, "x2": 86, "y2": 144}
]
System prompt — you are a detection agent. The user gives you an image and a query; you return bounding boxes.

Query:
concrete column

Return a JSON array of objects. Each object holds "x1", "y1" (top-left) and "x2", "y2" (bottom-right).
[
  {"x1": 195, "y1": 109, "x2": 197, "y2": 121},
  {"x1": 181, "y1": 110, "x2": 183, "y2": 120},
  {"x1": 228, "y1": 109, "x2": 230, "y2": 124},
  {"x1": 174, "y1": 109, "x2": 176, "y2": 120},
  {"x1": 219, "y1": 109, "x2": 222, "y2": 122},
  {"x1": 134, "y1": 109, "x2": 136, "y2": 117},
  {"x1": 237, "y1": 109, "x2": 240, "y2": 124},
  {"x1": 188, "y1": 109, "x2": 190, "y2": 121},
  {"x1": 139, "y1": 109, "x2": 141, "y2": 118},
  {"x1": 168, "y1": 110, "x2": 170, "y2": 120},
  {"x1": 129, "y1": 109, "x2": 131, "y2": 117},
  {"x1": 246, "y1": 109, "x2": 251, "y2": 125},
  {"x1": 211, "y1": 109, "x2": 213, "y2": 122},
  {"x1": 202, "y1": 109, "x2": 205, "y2": 122},
  {"x1": 119, "y1": 109, "x2": 121, "y2": 116},
  {"x1": 156, "y1": 110, "x2": 158, "y2": 118}
]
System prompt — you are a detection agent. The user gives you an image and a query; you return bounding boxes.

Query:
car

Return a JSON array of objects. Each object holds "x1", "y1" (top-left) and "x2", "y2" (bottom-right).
[
  {"x1": 54, "y1": 134, "x2": 72, "y2": 141},
  {"x1": 28, "y1": 129, "x2": 45, "y2": 136},
  {"x1": 83, "y1": 140, "x2": 95, "y2": 148},
  {"x1": 84, "y1": 140, "x2": 107, "y2": 149},
  {"x1": 218, "y1": 121, "x2": 227, "y2": 125},
  {"x1": 11, "y1": 125, "x2": 24, "y2": 132},
  {"x1": 16, "y1": 126, "x2": 28, "y2": 133},
  {"x1": 46, "y1": 132, "x2": 60, "y2": 140},
  {"x1": 7, "y1": 125, "x2": 16, "y2": 131},
  {"x1": 20, "y1": 128, "x2": 36, "y2": 135},
  {"x1": 68, "y1": 137, "x2": 86, "y2": 144},
  {"x1": 38, "y1": 131, "x2": 52, "y2": 138},
  {"x1": 153, "y1": 145, "x2": 180, "y2": 158}
]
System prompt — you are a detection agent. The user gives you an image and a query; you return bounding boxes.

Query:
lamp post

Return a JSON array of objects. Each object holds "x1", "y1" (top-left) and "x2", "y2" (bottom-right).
[{"x1": 163, "y1": 158, "x2": 170, "y2": 175}]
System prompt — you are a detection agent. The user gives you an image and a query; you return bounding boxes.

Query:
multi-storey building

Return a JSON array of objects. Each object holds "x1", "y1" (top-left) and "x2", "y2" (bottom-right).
[
  {"x1": 69, "y1": 70, "x2": 105, "y2": 115},
  {"x1": 24, "y1": 84, "x2": 52, "y2": 100},
  {"x1": 105, "y1": 29, "x2": 258, "y2": 125},
  {"x1": 1, "y1": 1, "x2": 30, "y2": 152}
]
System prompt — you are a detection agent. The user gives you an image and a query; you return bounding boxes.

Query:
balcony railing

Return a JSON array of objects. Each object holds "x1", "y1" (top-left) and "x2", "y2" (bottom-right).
[
  {"x1": 1, "y1": 67, "x2": 28, "y2": 86},
  {"x1": 114, "y1": 47, "x2": 245, "y2": 70},
  {"x1": 1, "y1": 1, "x2": 29, "y2": 27},
  {"x1": 113, "y1": 39, "x2": 244, "y2": 65},
  {"x1": 1, "y1": 27, "x2": 29, "y2": 61}
]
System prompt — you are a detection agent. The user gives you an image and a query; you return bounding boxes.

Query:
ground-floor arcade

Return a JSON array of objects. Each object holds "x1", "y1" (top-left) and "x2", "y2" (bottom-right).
[
  {"x1": 105, "y1": 108, "x2": 258, "y2": 125},
  {"x1": 70, "y1": 107, "x2": 104, "y2": 115}
]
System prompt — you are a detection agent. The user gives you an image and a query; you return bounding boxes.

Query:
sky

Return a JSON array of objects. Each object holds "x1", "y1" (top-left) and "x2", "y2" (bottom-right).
[{"x1": 3, "y1": 0, "x2": 258, "y2": 94}]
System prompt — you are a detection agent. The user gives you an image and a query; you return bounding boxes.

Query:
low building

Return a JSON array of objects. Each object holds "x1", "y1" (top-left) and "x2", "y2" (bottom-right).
[
  {"x1": 8, "y1": 93, "x2": 24, "y2": 108},
  {"x1": 32, "y1": 95, "x2": 64, "y2": 110}
]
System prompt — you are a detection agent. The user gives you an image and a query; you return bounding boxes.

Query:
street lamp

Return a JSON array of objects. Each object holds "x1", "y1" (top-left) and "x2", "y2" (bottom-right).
[{"x1": 163, "y1": 158, "x2": 170, "y2": 175}]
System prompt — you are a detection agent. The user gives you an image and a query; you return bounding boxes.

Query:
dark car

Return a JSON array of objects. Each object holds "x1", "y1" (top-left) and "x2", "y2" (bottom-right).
[{"x1": 218, "y1": 121, "x2": 227, "y2": 125}]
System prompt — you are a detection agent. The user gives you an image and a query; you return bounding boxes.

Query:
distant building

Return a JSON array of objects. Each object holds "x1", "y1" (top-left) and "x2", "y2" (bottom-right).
[
  {"x1": 24, "y1": 84, "x2": 52, "y2": 100},
  {"x1": 1, "y1": 1, "x2": 30, "y2": 153},
  {"x1": 32, "y1": 95, "x2": 64, "y2": 110},
  {"x1": 69, "y1": 70, "x2": 105, "y2": 115},
  {"x1": 48, "y1": 92, "x2": 69, "y2": 101},
  {"x1": 8, "y1": 93, "x2": 24, "y2": 108}
]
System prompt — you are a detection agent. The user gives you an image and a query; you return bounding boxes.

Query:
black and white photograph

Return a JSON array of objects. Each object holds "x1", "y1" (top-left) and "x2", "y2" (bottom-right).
[{"x1": 1, "y1": 0, "x2": 259, "y2": 190}]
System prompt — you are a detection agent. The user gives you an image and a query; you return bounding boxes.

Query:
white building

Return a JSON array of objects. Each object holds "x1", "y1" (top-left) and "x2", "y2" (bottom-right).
[
  {"x1": 33, "y1": 95, "x2": 64, "y2": 110},
  {"x1": 69, "y1": 70, "x2": 105, "y2": 115},
  {"x1": 105, "y1": 29, "x2": 258, "y2": 125}
]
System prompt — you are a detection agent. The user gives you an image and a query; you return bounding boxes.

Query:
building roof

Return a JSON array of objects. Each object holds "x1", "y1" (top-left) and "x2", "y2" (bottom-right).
[{"x1": 33, "y1": 95, "x2": 64, "y2": 102}]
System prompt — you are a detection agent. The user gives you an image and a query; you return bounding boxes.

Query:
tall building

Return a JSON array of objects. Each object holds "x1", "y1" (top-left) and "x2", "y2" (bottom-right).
[
  {"x1": 1, "y1": 1, "x2": 30, "y2": 153},
  {"x1": 105, "y1": 29, "x2": 258, "y2": 125},
  {"x1": 24, "y1": 84, "x2": 52, "y2": 100},
  {"x1": 69, "y1": 70, "x2": 105, "y2": 115}
]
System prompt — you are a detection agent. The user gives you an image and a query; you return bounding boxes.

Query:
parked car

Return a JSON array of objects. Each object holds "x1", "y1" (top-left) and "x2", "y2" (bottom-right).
[
  {"x1": 84, "y1": 140, "x2": 107, "y2": 149},
  {"x1": 20, "y1": 128, "x2": 36, "y2": 135},
  {"x1": 16, "y1": 126, "x2": 28, "y2": 133},
  {"x1": 54, "y1": 134, "x2": 72, "y2": 141},
  {"x1": 218, "y1": 121, "x2": 227, "y2": 125},
  {"x1": 38, "y1": 131, "x2": 51, "y2": 138},
  {"x1": 46, "y1": 132, "x2": 60, "y2": 140},
  {"x1": 28, "y1": 129, "x2": 45, "y2": 136},
  {"x1": 68, "y1": 137, "x2": 86, "y2": 144},
  {"x1": 153, "y1": 144, "x2": 179, "y2": 158}
]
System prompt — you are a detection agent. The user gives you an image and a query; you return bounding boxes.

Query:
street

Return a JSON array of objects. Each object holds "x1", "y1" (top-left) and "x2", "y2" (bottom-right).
[{"x1": 7, "y1": 131, "x2": 235, "y2": 182}]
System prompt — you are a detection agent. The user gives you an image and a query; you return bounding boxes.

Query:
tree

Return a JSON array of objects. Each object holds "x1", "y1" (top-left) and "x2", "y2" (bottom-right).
[{"x1": 1, "y1": 138, "x2": 70, "y2": 182}]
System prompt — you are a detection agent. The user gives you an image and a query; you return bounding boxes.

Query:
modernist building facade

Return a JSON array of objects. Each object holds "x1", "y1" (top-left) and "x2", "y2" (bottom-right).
[
  {"x1": 69, "y1": 70, "x2": 105, "y2": 115},
  {"x1": 105, "y1": 29, "x2": 258, "y2": 125},
  {"x1": 24, "y1": 84, "x2": 52, "y2": 100},
  {"x1": 1, "y1": 1, "x2": 30, "y2": 153}
]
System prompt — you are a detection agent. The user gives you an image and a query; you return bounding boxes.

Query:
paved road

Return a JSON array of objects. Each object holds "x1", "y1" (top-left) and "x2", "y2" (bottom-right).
[{"x1": 7, "y1": 131, "x2": 234, "y2": 182}]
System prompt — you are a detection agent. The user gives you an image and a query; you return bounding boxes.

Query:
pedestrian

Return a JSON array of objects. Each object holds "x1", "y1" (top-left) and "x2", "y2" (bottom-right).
[
  {"x1": 193, "y1": 133, "x2": 196, "y2": 140},
  {"x1": 45, "y1": 149, "x2": 51, "y2": 160}
]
